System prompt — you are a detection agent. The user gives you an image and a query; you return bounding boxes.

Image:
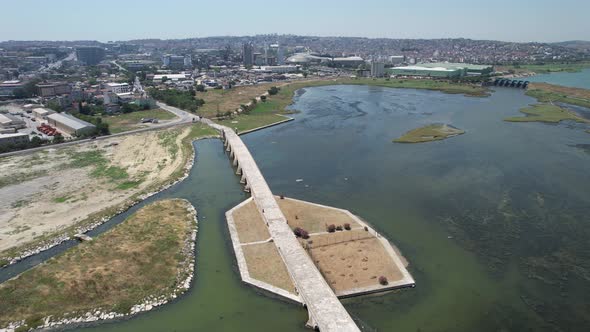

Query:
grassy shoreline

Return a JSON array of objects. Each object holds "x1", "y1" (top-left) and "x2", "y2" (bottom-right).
[
  {"x1": 525, "y1": 82, "x2": 590, "y2": 109},
  {"x1": 215, "y1": 77, "x2": 489, "y2": 133},
  {"x1": 0, "y1": 199, "x2": 197, "y2": 331},
  {"x1": 504, "y1": 103, "x2": 590, "y2": 123}
]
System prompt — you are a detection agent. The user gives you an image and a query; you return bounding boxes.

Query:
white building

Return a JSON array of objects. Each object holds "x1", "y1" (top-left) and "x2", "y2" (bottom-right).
[
  {"x1": 0, "y1": 113, "x2": 26, "y2": 129},
  {"x1": 153, "y1": 73, "x2": 191, "y2": 82},
  {"x1": 0, "y1": 132, "x2": 29, "y2": 147},
  {"x1": 389, "y1": 55, "x2": 405, "y2": 65},
  {"x1": 47, "y1": 113, "x2": 96, "y2": 136},
  {"x1": 32, "y1": 108, "x2": 55, "y2": 120},
  {"x1": 104, "y1": 82, "x2": 132, "y2": 94},
  {"x1": 260, "y1": 65, "x2": 299, "y2": 73}
]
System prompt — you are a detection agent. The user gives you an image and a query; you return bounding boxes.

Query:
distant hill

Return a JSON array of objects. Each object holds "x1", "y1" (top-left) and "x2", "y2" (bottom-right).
[{"x1": 553, "y1": 40, "x2": 590, "y2": 51}]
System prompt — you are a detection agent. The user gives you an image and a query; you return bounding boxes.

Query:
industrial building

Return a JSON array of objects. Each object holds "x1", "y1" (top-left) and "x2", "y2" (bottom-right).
[
  {"x1": 76, "y1": 46, "x2": 105, "y2": 66},
  {"x1": 370, "y1": 62, "x2": 386, "y2": 77},
  {"x1": 389, "y1": 65, "x2": 464, "y2": 78},
  {"x1": 418, "y1": 63, "x2": 494, "y2": 76},
  {"x1": 0, "y1": 132, "x2": 29, "y2": 147},
  {"x1": 389, "y1": 55, "x2": 405, "y2": 65},
  {"x1": 36, "y1": 82, "x2": 71, "y2": 97},
  {"x1": 389, "y1": 63, "x2": 493, "y2": 78},
  {"x1": 0, "y1": 113, "x2": 26, "y2": 129},
  {"x1": 47, "y1": 113, "x2": 96, "y2": 136},
  {"x1": 32, "y1": 107, "x2": 55, "y2": 120},
  {"x1": 259, "y1": 65, "x2": 299, "y2": 73}
]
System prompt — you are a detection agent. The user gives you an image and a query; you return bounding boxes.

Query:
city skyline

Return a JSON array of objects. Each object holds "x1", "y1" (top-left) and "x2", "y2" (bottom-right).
[{"x1": 1, "y1": 0, "x2": 589, "y2": 43}]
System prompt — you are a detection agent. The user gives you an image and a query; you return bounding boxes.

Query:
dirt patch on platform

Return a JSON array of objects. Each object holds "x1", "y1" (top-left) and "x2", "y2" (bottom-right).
[
  {"x1": 276, "y1": 197, "x2": 360, "y2": 233},
  {"x1": 242, "y1": 242, "x2": 296, "y2": 293},
  {"x1": 307, "y1": 236, "x2": 404, "y2": 294},
  {"x1": 231, "y1": 200, "x2": 270, "y2": 243}
]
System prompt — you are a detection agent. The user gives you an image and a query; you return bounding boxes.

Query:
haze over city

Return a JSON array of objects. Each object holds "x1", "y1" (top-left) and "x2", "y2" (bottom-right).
[
  {"x1": 1, "y1": 2, "x2": 590, "y2": 332},
  {"x1": 1, "y1": 0, "x2": 589, "y2": 42}
]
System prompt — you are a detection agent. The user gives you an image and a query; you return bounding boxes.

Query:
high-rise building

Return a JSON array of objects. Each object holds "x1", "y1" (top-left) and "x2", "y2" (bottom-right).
[
  {"x1": 75, "y1": 46, "x2": 105, "y2": 66},
  {"x1": 370, "y1": 62, "x2": 386, "y2": 77},
  {"x1": 277, "y1": 44, "x2": 284, "y2": 65},
  {"x1": 242, "y1": 42, "x2": 253, "y2": 67},
  {"x1": 162, "y1": 55, "x2": 191, "y2": 69}
]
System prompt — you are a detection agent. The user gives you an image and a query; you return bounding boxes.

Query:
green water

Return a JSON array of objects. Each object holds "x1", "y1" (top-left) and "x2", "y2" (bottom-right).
[
  {"x1": 73, "y1": 84, "x2": 589, "y2": 331},
  {"x1": 73, "y1": 141, "x2": 308, "y2": 332}
]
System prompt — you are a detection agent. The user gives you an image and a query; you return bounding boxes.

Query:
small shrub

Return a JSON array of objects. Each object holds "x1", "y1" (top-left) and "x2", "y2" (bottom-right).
[
  {"x1": 379, "y1": 276, "x2": 388, "y2": 285},
  {"x1": 364, "y1": 226, "x2": 368, "y2": 231},
  {"x1": 336, "y1": 225, "x2": 343, "y2": 231},
  {"x1": 300, "y1": 229, "x2": 310, "y2": 239},
  {"x1": 344, "y1": 223, "x2": 351, "y2": 230},
  {"x1": 327, "y1": 224, "x2": 336, "y2": 233},
  {"x1": 293, "y1": 227, "x2": 304, "y2": 238},
  {"x1": 280, "y1": 195, "x2": 285, "y2": 199},
  {"x1": 260, "y1": 95, "x2": 267, "y2": 101}
]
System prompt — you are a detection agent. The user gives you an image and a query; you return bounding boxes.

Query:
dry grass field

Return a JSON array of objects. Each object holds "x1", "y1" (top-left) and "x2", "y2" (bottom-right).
[
  {"x1": 231, "y1": 200, "x2": 270, "y2": 243},
  {"x1": 241, "y1": 242, "x2": 296, "y2": 294},
  {"x1": 276, "y1": 197, "x2": 360, "y2": 233},
  {"x1": 0, "y1": 199, "x2": 195, "y2": 330}
]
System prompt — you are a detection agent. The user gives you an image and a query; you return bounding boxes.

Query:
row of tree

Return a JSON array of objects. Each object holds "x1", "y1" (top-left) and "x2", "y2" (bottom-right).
[{"x1": 148, "y1": 88, "x2": 205, "y2": 113}]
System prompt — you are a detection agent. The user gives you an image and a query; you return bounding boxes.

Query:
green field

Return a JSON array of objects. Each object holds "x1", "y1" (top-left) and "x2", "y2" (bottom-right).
[
  {"x1": 0, "y1": 199, "x2": 195, "y2": 331},
  {"x1": 101, "y1": 109, "x2": 177, "y2": 133},
  {"x1": 498, "y1": 61, "x2": 590, "y2": 75},
  {"x1": 504, "y1": 103, "x2": 590, "y2": 123},
  {"x1": 525, "y1": 83, "x2": 590, "y2": 109}
]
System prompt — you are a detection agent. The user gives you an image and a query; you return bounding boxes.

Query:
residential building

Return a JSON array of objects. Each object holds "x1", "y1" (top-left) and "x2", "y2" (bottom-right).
[
  {"x1": 76, "y1": 46, "x2": 105, "y2": 66},
  {"x1": 0, "y1": 132, "x2": 29, "y2": 147},
  {"x1": 104, "y1": 82, "x2": 132, "y2": 94},
  {"x1": 0, "y1": 80, "x2": 24, "y2": 97},
  {"x1": 162, "y1": 55, "x2": 191, "y2": 69},
  {"x1": 36, "y1": 82, "x2": 71, "y2": 97},
  {"x1": 243, "y1": 42, "x2": 253, "y2": 67},
  {"x1": 47, "y1": 113, "x2": 96, "y2": 136}
]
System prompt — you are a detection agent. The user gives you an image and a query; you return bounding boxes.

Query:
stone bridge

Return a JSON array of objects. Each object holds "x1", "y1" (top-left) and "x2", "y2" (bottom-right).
[{"x1": 212, "y1": 123, "x2": 360, "y2": 332}]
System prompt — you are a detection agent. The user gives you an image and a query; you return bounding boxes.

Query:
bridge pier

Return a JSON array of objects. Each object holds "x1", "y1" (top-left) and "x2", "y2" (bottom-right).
[
  {"x1": 240, "y1": 173, "x2": 247, "y2": 184},
  {"x1": 236, "y1": 165, "x2": 242, "y2": 175}
]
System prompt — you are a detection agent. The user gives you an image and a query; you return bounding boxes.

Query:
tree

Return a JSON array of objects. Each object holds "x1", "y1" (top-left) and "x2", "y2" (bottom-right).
[
  {"x1": 268, "y1": 86, "x2": 280, "y2": 95},
  {"x1": 260, "y1": 95, "x2": 267, "y2": 102},
  {"x1": 53, "y1": 134, "x2": 64, "y2": 144},
  {"x1": 161, "y1": 76, "x2": 168, "y2": 83},
  {"x1": 303, "y1": 71, "x2": 308, "y2": 78},
  {"x1": 195, "y1": 84, "x2": 206, "y2": 92}
]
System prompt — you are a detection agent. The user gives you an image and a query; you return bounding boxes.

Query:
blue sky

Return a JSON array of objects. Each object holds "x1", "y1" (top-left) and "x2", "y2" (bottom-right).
[{"x1": 1, "y1": 0, "x2": 588, "y2": 42}]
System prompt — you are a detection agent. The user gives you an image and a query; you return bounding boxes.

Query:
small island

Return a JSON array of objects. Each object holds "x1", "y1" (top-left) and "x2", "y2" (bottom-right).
[
  {"x1": 394, "y1": 123, "x2": 465, "y2": 143},
  {"x1": 504, "y1": 103, "x2": 589, "y2": 123},
  {"x1": 0, "y1": 199, "x2": 197, "y2": 331}
]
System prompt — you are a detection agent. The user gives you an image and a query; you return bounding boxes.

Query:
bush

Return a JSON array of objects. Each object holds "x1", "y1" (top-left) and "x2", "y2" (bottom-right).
[
  {"x1": 300, "y1": 229, "x2": 309, "y2": 239},
  {"x1": 268, "y1": 86, "x2": 280, "y2": 95},
  {"x1": 293, "y1": 227, "x2": 304, "y2": 237},
  {"x1": 327, "y1": 224, "x2": 336, "y2": 233},
  {"x1": 336, "y1": 225, "x2": 343, "y2": 231},
  {"x1": 364, "y1": 226, "x2": 368, "y2": 231},
  {"x1": 379, "y1": 276, "x2": 388, "y2": 285},
  {"x1": 260, "y1": 95, "x2": 267, "y2": 102},
  {"x1": 344, "y1": 223, "x2": 351, "y2": 230}
]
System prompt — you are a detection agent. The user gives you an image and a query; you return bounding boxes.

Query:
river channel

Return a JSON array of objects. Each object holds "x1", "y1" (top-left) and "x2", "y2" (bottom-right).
[{"x1": 2, "y1": 78, "x2": 590, "y2": 331}]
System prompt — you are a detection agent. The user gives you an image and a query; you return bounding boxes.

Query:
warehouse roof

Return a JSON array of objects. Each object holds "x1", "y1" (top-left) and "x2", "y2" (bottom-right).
[
  {"x1": 392, "y1": 66, "x2": 458, "y2": 72},
  {"x1": 47, "y1": 113, "x2": 95, "y2": 130},
  {"x1": 418, "y1": 62, "x2": 492, "y2": 70}
]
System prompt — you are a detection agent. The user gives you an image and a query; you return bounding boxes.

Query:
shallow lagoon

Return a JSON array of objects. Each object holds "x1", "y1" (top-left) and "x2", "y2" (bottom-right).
[{"x1": 4, "y1": 82, "x2": 589, "y2": 332}]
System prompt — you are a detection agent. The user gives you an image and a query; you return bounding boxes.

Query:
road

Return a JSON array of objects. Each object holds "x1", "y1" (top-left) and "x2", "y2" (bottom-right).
[
  {"x1": 39, "y1": 52, "x2": 76, "y2": 73},
  {"x1": 0, "y1": 102, "x2": 198, "y2": 158}
]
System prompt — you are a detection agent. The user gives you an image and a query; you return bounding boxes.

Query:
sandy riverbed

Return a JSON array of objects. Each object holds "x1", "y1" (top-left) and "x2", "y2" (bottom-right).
[{"x1": 0, "y1": 127, "x2": 191, "y2": 256}]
